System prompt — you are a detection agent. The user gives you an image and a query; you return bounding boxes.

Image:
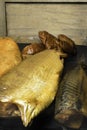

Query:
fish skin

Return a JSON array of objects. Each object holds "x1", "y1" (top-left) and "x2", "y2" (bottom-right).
[
  {"x1": 54, "y1": 65, "x2": 85, "y2": 129},
  {"x1": 39, "y1": 31, "x2": 60, "y2": 50},
  {"x1": 0, "y1": 50, "x2": 64, "y2": 127},
  {"x1": 0, "y1": 37, "x2": 22, "y2": 77},
  {"x1": 80, "y1": 65, "x2": 87, "y2": 117}
]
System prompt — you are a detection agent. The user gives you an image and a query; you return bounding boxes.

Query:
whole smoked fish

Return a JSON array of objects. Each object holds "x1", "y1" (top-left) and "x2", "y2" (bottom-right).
[
  {"x1": 0, "y1": 50, "x2": 64, "y2": 127},
  {"x1": 55, "y1": 64, "x2": 85, "y2": 129}
]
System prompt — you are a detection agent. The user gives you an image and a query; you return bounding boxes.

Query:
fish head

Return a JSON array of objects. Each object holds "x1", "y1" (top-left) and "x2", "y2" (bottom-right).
[
  {"x1": 38, "y1": 31, "x2": 48, "y2": 44},
  {"x1": 54, "y1": 109, "x2": 83, "y2": 129}
]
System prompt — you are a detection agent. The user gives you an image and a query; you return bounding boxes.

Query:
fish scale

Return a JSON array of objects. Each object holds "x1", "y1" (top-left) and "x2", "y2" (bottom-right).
[
  {"x1": 55, "y1": 65, "x2": 85, "y2": 114},
  {"x1": 0, "y1": 50, "x2": 64, "y2": 127},
  {"x1": 55, "y1": 64, "x2": 85, "y2": 129}
]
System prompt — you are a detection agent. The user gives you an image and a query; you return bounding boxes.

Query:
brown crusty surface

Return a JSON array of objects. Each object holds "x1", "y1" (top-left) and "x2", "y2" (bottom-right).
[{"x1": 0, "y1": 37, "x2": 22, "y2": 77}]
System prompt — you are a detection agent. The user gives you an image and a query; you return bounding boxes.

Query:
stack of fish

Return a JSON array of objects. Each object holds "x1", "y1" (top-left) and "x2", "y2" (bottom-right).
[{"x1": 0, "y1": 31, "x2": 81, "y2": 128}]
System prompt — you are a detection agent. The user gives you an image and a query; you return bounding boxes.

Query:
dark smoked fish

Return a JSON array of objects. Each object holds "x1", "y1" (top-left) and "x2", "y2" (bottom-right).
[
  {"x1": 54, "y1": 64, "x2": 85, "y2": 129},
  {"x1": 80, "y1": 64, "x2": 87, "y2": 118}
]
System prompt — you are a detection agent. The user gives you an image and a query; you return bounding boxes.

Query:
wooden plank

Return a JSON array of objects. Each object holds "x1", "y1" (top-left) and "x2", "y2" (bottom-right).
[
  {"x1": 0, "y1": 0, "x2": 6, "y2": 36},
  {"x1": 4, "y1": 0, "x2": 87, "y2": 2},
  {"x1": 0, "y1": 0, "x2": 86, "y2": 37},
  {"x1": 6, "y1": 3, "x2": 87, "y2": 45}
]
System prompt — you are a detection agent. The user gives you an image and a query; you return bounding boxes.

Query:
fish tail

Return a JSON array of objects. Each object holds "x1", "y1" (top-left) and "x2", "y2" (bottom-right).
[{"x1": 15, "y1": 100, "x2": 35, "y2": 127}]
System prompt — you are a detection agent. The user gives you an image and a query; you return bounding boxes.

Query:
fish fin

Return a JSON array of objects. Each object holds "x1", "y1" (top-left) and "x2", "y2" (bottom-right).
[
  {"x1": 15, "y1": 100, "x2": 35, "y2": 127},
  {"x1": 60, "y1": 52, "x2": 68, "y2": 58}
]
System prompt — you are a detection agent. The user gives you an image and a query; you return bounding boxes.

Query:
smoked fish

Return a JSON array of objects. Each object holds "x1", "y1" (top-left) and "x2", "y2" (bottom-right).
[
  {"x1": 54, "y1": 64, "x2": 85, "y2": 129},
  {"x1": 0, "y1": 37, "x2": 22, "y2": 77},
  {"x1": 0, "y1": 50, "x2": 64, "y2": 127},
  {"x1": 80, "y1": 65, "x2": 87, "y2": 117}
]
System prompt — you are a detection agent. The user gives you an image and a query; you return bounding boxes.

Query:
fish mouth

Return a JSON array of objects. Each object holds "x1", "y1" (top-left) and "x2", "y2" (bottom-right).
[{"x1": 54, "y1": 109, "x2": 83, "y2": 129}]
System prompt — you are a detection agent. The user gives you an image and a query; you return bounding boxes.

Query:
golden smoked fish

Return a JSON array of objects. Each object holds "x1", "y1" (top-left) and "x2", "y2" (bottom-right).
[
  {"x1": 0, "y1": 50, "x2": 64, "y2": 127},
  {"x1": 0, "y1": 37, "x2": 22, "y2": 77}
]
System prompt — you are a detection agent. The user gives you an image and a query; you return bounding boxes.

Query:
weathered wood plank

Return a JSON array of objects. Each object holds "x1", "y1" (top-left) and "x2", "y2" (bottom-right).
[
  {"x1": 6, "y1": 3, "x2": 87, "y2": 45},
  {"x1": 4, "y1": 0, "x2": 87, "y2": 2},
  {"x1": 0, "y1": 0, "x2": 6, "y2": 36},
  {"x1": 0, "y1": 0, "x2": 87, "y2": 37}
]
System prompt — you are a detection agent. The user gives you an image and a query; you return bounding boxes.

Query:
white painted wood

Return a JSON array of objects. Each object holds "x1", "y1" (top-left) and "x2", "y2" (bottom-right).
[{"x1": 6, "y1": 3, "x2": 87, "y2": 45}]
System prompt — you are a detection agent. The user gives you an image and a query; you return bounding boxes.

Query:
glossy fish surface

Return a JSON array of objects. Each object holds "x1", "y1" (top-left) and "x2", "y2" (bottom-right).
[
  {"x1": 55, "y1": 64, "x2": 85, "y2": 129},
  {"x1": 0, "y1": 50, "x2": 64, "y2": 127}
]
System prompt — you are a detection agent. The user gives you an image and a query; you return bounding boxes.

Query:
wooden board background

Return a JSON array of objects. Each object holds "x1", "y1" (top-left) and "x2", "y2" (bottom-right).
[{"x1": 5, "y1": 3, "x2": 87, "y2": 45}]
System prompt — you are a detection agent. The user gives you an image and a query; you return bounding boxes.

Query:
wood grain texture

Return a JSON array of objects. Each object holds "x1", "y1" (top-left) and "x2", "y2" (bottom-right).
[
  {"x1": 4, "y1": 0, "x2": 87, "y2": 2},
  {"x1": 6, "y1": 3, "x2": 87, "y2": 45},
  {"x1": 0, "y1": 0, "x2": 6, "y2": 36}
]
